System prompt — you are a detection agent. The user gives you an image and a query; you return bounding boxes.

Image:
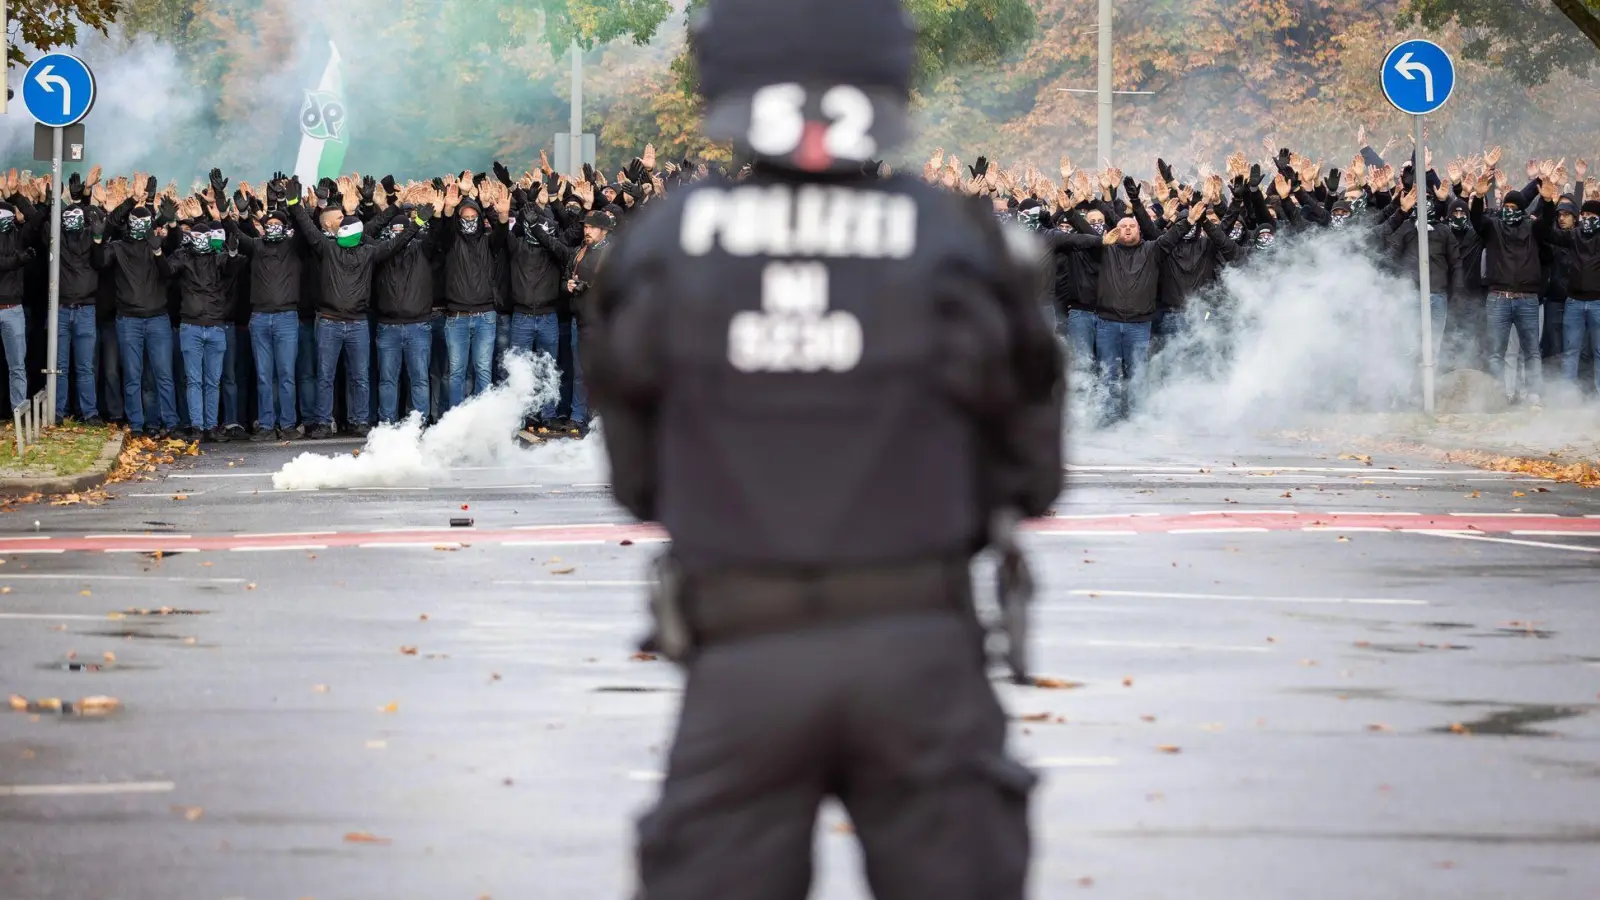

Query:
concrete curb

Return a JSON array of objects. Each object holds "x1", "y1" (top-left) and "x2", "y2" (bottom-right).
[{"x1": 0, "y1": 433, "x2": 127, "y2": 498}]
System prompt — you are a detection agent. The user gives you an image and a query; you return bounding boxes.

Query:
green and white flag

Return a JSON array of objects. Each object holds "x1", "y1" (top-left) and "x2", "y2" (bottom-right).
[{"x1": 294, "y1": 42, "x2": 349, "y2": 186}]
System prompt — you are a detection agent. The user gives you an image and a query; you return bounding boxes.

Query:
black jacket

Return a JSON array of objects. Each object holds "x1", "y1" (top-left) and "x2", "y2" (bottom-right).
[
  {"x1": 1539, "y1": 213, "x2": 1600, "y2": 301},
  {"x1": 234, "y1": 225, "x2": 304, "y2": 316},
  {"x1": 1048, "y1": 211, "x2": 1187, "y2": 323},
  {"x1": 161, "y1": 246, "x2": 239, "y2": 327},
  {"x1": 1383, "y1": 206, "x2": 1463, "y2": 297},
  {"x1": 506, "y1": 208, "x2": 566, "y2": 316},
  {"x1": 1158, "y1": 219, "x2": 1239, "y2": 309},
  {"x1": 373, "y1": 211, "x2": 439, "y2": 325},
  {"x1": 52, "y1": 206, "x2": 100, "y2": 306},
  {"x1": 0, "y1": 210, "x2": 45, "y2": 305},
  {"x1": 1470, "y1": 196, "x2": 1544, "y2": 294},
  {"x1": 290, "y1": 201, "x2": 419, "y2": 319},
  {"x1": 434, "y1": 199, "x2": 504, "y2": 314},
  {"x1": 92, "y1": 225, "x2": 171, "y2": 319}
]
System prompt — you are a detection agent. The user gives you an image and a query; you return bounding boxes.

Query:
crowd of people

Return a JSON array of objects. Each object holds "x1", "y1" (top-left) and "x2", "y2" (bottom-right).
[{"x1": 1, "y1": 137, "x2": 1596, "y2": 441}]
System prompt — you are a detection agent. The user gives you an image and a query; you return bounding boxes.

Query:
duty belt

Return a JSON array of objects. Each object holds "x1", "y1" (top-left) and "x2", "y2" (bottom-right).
[{"x1": 672, "y1": 556, "x2": 973, "y2": 648}]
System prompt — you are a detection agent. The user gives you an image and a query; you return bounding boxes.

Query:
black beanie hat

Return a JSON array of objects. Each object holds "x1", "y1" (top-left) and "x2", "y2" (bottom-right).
[
  {"x1": 1582, "y1": 200, "x2": 1600, "y2": 217},
  {"x1": 1502, "y1": 190, "x2": 1526, "y2": 210}
]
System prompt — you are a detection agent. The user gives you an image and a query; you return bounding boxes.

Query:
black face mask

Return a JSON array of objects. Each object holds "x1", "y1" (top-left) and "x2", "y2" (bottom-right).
[
  {"x1": 459, "y1": 217, "x2": 480, "y2": 236},
  {"x1": 1581, "y1": 218, "x2": 1600, "y2": 237},
  {"x1": 1229, "y1": 223, "x2": 1244, "y2": 242},
  {"x1": 1087, "y1": 221, "x2": 1106, "y2": 235},
  {"x1": 263, "y1": 222, "x2": 288, "y2": 243},
  {"x1": 1449, "y1": 216, "x2": 1469, "y2": 234},
  {"x1": 1255, "y1": 231, "x2": 1276, "y2": 249},
  {"x1": 1500, "y1": 207, "x2": 1526, "y2": 226},
  {"x1": 126, "y1": 217, "x2": 152, "y2": 241},
  {"x1": 1331, "y1": 214, "x2": 1351, "y2": 229},
  {"x1": 62, "y1": 209, "x2": 86, "y2": 233},
  {"x1": 0, "y1": 214, "x2": 17, "y2": 235}
]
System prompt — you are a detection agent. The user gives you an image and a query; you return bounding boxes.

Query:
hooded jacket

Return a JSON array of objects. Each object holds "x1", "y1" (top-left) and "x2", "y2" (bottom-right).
[
  {"x1": 372, "y1": 207, "x2": 439, "y2": 325},
  {"x1": 434, "y1": 198, "x2": 503, "y2": 314},
  {"x1": 1159, "y1": 219, "x2": 1239, "y2": 309},
  {"x1": 91, "y1": 202, "x2": 171, "y2": 319},
  {"x1": 233, "y1": 215, "x2": 304, "y2": 315},
  {"x1": 51, "y1": 202, "x2": 100, "y2": 306},
  {"x1": 1382, "y1": 204, "x2": 1463, "y2": 297},
  {"x1": 1446, "y1": 196, "x2": 1487, "y2": 291},
  {"x1": 160, "y1": 232, "x2": 240, "y2": 327},
  {"x1": 1469, "y1": 192, "x2": 1544, "y2": 294},
  {"x1": 290, "y1": 200, "x2": 419, "y2": 319},
  {"x1": 505, "y1": 205, "x2": 566, "y2": 316},
  {"x1": 0, "y1": 201, "x2": 47, "y2": 304},
  {"x1": 1537, "y1": 204, "x2": 1600, "y2": 301}
]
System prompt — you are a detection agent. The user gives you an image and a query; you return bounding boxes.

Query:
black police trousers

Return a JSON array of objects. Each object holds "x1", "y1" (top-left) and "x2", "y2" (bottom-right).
[{"x1": 634, "y1": 609, "x2": 1035, "y2": 899}]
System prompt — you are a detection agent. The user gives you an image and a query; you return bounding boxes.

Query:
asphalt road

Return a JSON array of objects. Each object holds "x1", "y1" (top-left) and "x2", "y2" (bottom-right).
[{"x1": 1, "y1": 428, "x2": 1598, "y2": 899}]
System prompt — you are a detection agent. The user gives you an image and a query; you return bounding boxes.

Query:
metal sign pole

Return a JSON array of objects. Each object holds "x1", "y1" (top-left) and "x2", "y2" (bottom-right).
[
  {"x1": 45, "y1": 125, "x2": 63, "y2": 426},
  {"x1": 1096, "y1": 0, "x2": 1112, "y2": 166},
  {"x1": 569, "y1": 39, "x2": 584, "y2": 179},
  {"x1": 1414, "y1": 114, "x2": 1434, "y2": 415}
]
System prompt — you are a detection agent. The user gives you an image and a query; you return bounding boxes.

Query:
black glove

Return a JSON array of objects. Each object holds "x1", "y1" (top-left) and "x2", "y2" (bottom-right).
[
  {"x1": 969, "y1": 156, "x2": 989, "y2": 180},
  {"x1": 20, "y1": 247, "x2": 36, "y2": 263},
  {"x1": 1157, "y1": 158, "x2": 1175, "y2": 184},
  {"x1": 583, "y1": 163, "x2": 599, "y2": 185},
  {"x1": 626, "y1": 158, "x2": 646, "y2": 184},
  {"x1": 209, "y1": 167, "x2": 229, "y2": 198},
  {"x1": 1248, "y1": 164, "x2": 1265, "y2": 189},
  {"x1": 232, "y1": 189, "x2": 248, "y2": 213},
  {"x1": 267, "y1": 179, "x2": 286, "y2": 205},
  {"x1": 381, "y1": 174, "x2": 397, "y2": 200},
  {"x1": 511, "y1": 188, "x2": 528, "y2": 209},
  {"x1": 68, "y1": 172, "x2": 85, "y2": 201},
  {"x1": 415, "y1": 203, "x2": 436, "y2": 222},
  {"x1": 315, "y1": 181, "x2": 332, "y2": 205},
  {"x1": 431, "y1": 176, "x2": 446, "y2": 193},
  {"x1": 360, "y1": 175, "x2": 376, "y2": 204},
  {"x1": 88, "y1": 207, "x2": 107, "y2": 239},
  {"x1": 1123, "y1": 176, "x2": 1140, "y2": 200},
  {"x1": 1324, "y1": 168, "x2": 1342, "y2": 195},
  {"x1": 287, "y1": 176, "x2": 303, "y2": 204},
  {"x1": 472, "y1": 172, "x2": 487, "y2": 190},
  {"x1": 145, "y1": 176, "x2": 158, "y2": 200},
  {"x1": 492, "y1": 161, "x2": 513, "y2": 187},
  {"x1": 1277, "y1": 147, "x2": 1292, "y2": 168},
  {"x1": 158, "y1": 197, "x2": 179, "y2": 223},
  {"x1": 226, "y1": 230, "x2": 239, "y2": 255}
]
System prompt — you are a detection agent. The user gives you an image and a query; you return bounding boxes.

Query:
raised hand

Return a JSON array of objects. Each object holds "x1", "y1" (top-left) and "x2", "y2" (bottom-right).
[
  {"x1": 1578, "y1": 158, "x2": 1590, "y2": 180},
  {"x1": 1434, "y1": 180, "x2": 1451, "y2": 202},
  {"x1": 1486, "y1": 146, "x2": 1503, "y2": 169},
  {"x1": 1059, "y1": 155, "x2": 1074, "y2": 182},
  {"x1": 1399, "y1": 188, "x2": 1417, "y2": 213},
  {"x1": 642, "y1": 143, "x2": 657, "y2": 171},
  {"x1": 86, "y1": 165, "x2": 103, "y2": 188},
  {"x1": 1188, "y1": 202, "x2": 1208, "y2": 225},
  {"x1": 1474, "y1": 173, "x2": 1492, "y2": 198}
]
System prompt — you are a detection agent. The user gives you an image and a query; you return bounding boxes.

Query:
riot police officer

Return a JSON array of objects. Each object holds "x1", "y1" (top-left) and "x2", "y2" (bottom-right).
[{"x1": 584, "y1": 0, "x2": 1065, "y2": 896}]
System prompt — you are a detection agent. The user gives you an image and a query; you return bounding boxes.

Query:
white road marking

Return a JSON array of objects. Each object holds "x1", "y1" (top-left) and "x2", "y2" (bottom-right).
[
  {"x1": 85, "y1": 534, "x2": 192, "y2": 540},
  {"x1": 1071, "y1": 639, "x2": 1271, "y2": 654},
  {"x1": 0, "y1": 613, "x2": 121, "y2": 621},
  {"x1": 1447, "y1": 512, "x2": 1552, "y2": 518},
  {"x1": 0, "y1": 781, "x2": 176, "y2": 797},
  {"x1": 1301, "y1": 527, "x2": 1392, "y2": 533},
  {"x1": 1131, "y1": 474, "x2": 1215, "y2": 480},
  {"x1": 369, "y1": 526, "x2": 456, "y2": 533},
  {"x1": 2, "y1": 549, "x2": 65, "y2": 555},
  {"x1": 501, "y1": 540, "x2": 609, "y2": 547},
  {"x1": 1068, "y1": 589, "x2": 1426, "y2": 606},
  {"x1": 0, "y1": 536, "x2": 56, "y2": 541},
  {"x1": 1035, "y1": 530, "x2": 1139, "y2": 537},
  {"x1": 348, "y1": 486, "x2": 430, "y2": 492},
  {"x1": 0, "y1": 574, "x2": 245, "y2": 584},
  {"x1": 1415, "y1": 531, "x2": 1600, "y2": 554},
  {"x1": 493, "y1": 580, "x2": 651, "y2": 587},
  {"x1": 1167, "y1": 528, "x2": 1271, "y2": 535},
  {"x1": 128, "y1": 491, "x2": 211, "y2": 497},
  {"x1": 511, "y1": 523, "x2": 625, "y2": 531},
  {"x1": 103, "y1": 548, "x2": 201, "y2": 554},
  {"x1": 1068, "y1": 465, "x2": 1474, "y2": 475},
  {"x1": 168, "y1": 472, "x2": 271, "y2": 479},
  {"x1": 229, "y1": 544, "x2": 328, "y2": 552},
  {"x1": 1032, "y1": 757, "x2": 1120, "y2": 768},
  {"x1": 1324, "y1": 511, "x2": 1421, "y2": 516},
  {"x1": 236, "y1": 531, "x2": 337, "y2": 538},
  {"x1": 1187, "y1": 510, "x2": 1300, "y2": 515},
  {"x1": 1511, "y1": 531, "x2": 1600, "y2": 537},
  {"x1": 358, "y1": 542, "x2": 464, "y2": 550}
]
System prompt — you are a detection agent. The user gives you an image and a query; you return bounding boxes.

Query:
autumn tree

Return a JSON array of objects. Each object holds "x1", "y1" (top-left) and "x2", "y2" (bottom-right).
[
  {"x1": 6, "y1": 0, "x2": 121, "y2": 67},
  {"x1": 1400, "y1": 0, "x2": 1600, "y2": 85}
]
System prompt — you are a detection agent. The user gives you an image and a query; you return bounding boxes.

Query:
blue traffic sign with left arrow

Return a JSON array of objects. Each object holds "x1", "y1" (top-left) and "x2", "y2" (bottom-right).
[
  {"x1": 21, "y1": 53, "x2": 97, "y2": 127},
  {"x1": 1382, "y1": 40, "x2": 1455, "y2": 116}
]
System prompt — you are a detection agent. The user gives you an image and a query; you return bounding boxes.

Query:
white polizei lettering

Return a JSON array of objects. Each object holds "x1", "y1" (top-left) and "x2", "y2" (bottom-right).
[
  {"x1": 882, "y1": 195, "x2": 918, "y2": 259},
  {"x1": 728, "y1": 262, "x2": 863, "y2": 373},
  {"x1": 680, "y1": 190, "x2": 722, "y2": 256},
  {"x1": 680, "y1": 185, "x2": 918, "y2": 259}
]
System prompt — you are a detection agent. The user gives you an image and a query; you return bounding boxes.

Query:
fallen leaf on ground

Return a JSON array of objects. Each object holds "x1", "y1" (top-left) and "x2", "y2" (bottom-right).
[
  {"x1": 1155, "y1": 745, "x2": 1182, "y2": 754},
  {"x1": 490, "y1": 672, "x2": 502, "y2": 681},
  {"x1": 1337, "y1": 536, "x2": 1350, "y2": 542},
  {"x1": 8, "y1": 694, "x2": 27, "y2": 710},
  {"x1": 343, "y1": 832, "x2": 392, "y2": 845},
  {"x1": 1019, "y1": 712, "x2": 1052, "y2": 722},
  {"x1": 75, "y1": 696, "x2": 120, "y2": 716},
  {"x1": 379, "y1": 702, "x2": 398, "y2": 714},
  {"x1": 630, "y1": 651, "x2": 659, "y2": 662},
  {"x1": 1078, "y1": 876, "x2": 1096, "y2": 887},
  {"x1": 400, "y1": 646, "x2": 418, "y2": 656},
  {"x1": 1140, "y1": 715, "x2": 1156, "y2": 722},
  {"x1": 419, "y1": 614, "x2": 429, "y2": 621},
  {"x1": 102, "y1": 652, "x2": 115, "y2": 663},
  {"x1": 172, "y1": 494, "x2": 188, "y2": 501},
  {"x1": 1367, "y1": 723, "x2": 1392, "y2": 732},
  {"x1": 1121, "y1": 677, "x2": 1134, "y2": 687},
  {"x1": 79, "y1": 589, "x2": 91, "y2": 596},
  {"x1": 1449, "y1": 722, "x2": 1471, "y2": 735},
  {"x1": 1465, "y1": 491, "x2": 1480, "y2": 499},
  {"x1": 1032, "y1": 677, "x2": 1085, "y2": 689},
  {"x1": 313, "y1": 684, "x2": 329, "y2": 693},
  {"x1": 246, "y1": 583, "x2": 256, "y2": 591},
  {"x1": 1512, "y1": 491, "x2": 1526, "y2": 498},
  {"x1": 433, "y1": 545, "x2": 458, "y2": 552},
  {"x1": 549, "y1": 567, "x2": 575, "y2": 575},
  {"x1": 170, "y1": 805, "x2": 204, "y2": 821}
]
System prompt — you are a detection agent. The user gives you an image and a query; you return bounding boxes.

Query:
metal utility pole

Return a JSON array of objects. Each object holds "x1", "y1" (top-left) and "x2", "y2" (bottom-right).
[
  {"x1": 569, "y1": 39, "x2": 583, "y2": 179},
  {"x1": 1414, "y1": 117, "x2": 1434, "y2": 414},
  {"x1": 46, "y1": 126, "x2": 61, "y2": 424},
  {"x1": 1097, "y1": 0, "x2": 1112, "y2": 166}
]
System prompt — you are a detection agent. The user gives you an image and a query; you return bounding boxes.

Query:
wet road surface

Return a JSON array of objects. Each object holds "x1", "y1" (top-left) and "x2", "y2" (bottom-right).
[{"x1": 1, "y1": 431, "x2": 1598, "y2": 899}]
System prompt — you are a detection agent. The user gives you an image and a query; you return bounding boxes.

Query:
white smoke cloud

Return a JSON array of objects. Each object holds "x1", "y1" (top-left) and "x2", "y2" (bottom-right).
[
  {"x1": 2, "y1": 30, "x2": 202, "y2": 176},
  {"x1": 272, "y1": 350, "x2": 606, "y2": 490},
  {"x1": 1079, "y1": 224, "x2": 1430, "y2": 436}
]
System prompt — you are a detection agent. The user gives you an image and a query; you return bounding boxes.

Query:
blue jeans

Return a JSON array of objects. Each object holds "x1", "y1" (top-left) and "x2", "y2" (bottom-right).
[
  {"x1": 220, "y1": 324, "x2": 241, "y2": 427},
  {"x1": 509, "y1": 312, "x2": 561, "y2": 419},
  {"x1": 444, "y1": 311, "x2": 497, "y2": 407},
  {"x1": 315, "y1": 317, "x2": 371, "y2": 427},
  {"x1": 1094, "y1": 317, "x2": 1152, "y2": 419},
  {"x1": 56, "y1": 304, "x2": 98, "y2": 419},
  {"x1": 1563, "y1": 298, "x2": 1600, "y2": 393},
  {"x1": 178, "y1": 324, "x2": 226, "y2": 430},
  {"x1": 0, "y1": 305, "x2": 27, "y2": 411},
  {"x1": 1062, "y1": 308, "x2": 1097, "y2": 371},
  {"x1": 1487, "y1": 292, "x2": 1543, "y2": 398},
  {"x1": 376, "y1": 322, "x2": 431, "y2": 423},
  {"x1": 297, "y1": 319, "x2": 318, "y2": 424},
  {"x1": 251, "y1": 312, "x2": 299, "y2": 430},
  {"x1": 115, "y1": 316, "x2": 178, "y2": 432}
]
